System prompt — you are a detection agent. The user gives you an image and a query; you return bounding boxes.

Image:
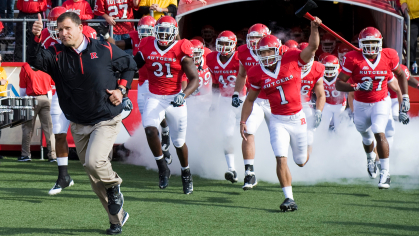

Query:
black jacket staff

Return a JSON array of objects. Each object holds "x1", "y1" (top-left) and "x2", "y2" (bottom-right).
[{"x1": 27, "y1": 35, "x2": 137, "y2": 125}]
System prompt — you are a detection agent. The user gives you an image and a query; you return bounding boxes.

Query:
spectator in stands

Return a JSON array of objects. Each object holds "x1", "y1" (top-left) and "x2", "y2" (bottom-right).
[
  {"x1": 0, "y1": 0, "x2": 15, "y2": 37},
  {"x1": 15, "y1": 0, "x2": 48, "y2": 62},
  {"x1": 0, "y1": 20, "x2": 4, "y2": 36},
  {"x1": 0, "y1": 55, "x2": 8, "y2": 97},
  {"x1": 63, "y1": 0, "x2": 94, "y2": 23},
  {"x1": 138, "y1": 0, "x2": 177, "y2": 20},
  {"x1": 19, "y1": 62, "x2": 55, "y2": 162},
  {"x1": 401, "y1": 0, "x2": 419, "y2": 73},
  {"x1": 94, "y1": 0, "x2": 140, "y2": 41}
]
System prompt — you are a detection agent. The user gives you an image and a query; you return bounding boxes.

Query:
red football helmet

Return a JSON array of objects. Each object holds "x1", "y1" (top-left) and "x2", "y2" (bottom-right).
[
  {"x1": 358, "y1": 27, "x2": 382, "y2": 55},
  {"x1": 279, "y1": 45, "x2": 289, "y2": 56},
  {"x1": 47, "y1": 7, "x2": 67, "y2": 40},
  {"x1": 321, "y1": 33, "x2": 336, "y2": 54},
  {"x1": 285, "y1": 40, "x2": 298, "y2": 49},
  {"x1": 298, "y1": 42, "x2": 309, "y2": 50},
  {"x1": 201, "y1": 25, "x2": 215, "y2": 41},
  {"x1": 137, "y1": 16, "x2": 156, "y2": 40},
  {"x1": 256, "y1": 35, "x2": 282, "y2": 66},
  {"x1": 192, "y1": 36, "x2": 205, "y2": 47},
  {"x1": 154, "y1": 16, "x2": 178, "y2": 46},
  {"x1": 216, "y1": 31, "x2": 237, "y2": 56},
  {"x1": 318, "y1": 52, "x2": 331, "y2": 62},
  {"x1": 337, "y1": 44, "x2": 353, "y2": 65},
  {"x1": 190, "y1": 39, "x2": 204, "y2": 64},
  {"x1": 246, "y1": 23, "x2": 271, "y2": 50},
  {"x1": 322, "y1": 55, "x2": 340, "y2": 77}
]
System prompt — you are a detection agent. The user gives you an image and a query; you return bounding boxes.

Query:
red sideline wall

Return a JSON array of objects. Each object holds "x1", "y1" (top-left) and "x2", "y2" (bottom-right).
[{"x1": 408, "y1": 76, "x2": 419, "y2": 117}]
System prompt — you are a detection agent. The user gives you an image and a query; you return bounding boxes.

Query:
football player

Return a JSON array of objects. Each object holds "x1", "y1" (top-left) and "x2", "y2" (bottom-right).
[
  {"x1": 232, "y1": 23, "x2": 270, "y2": 190},
  {"x1": 319, "y1": 55, "x2": 346, "y2": 132},
  {"x1": 201, "y1": 25, "x2": 216, "y2": 51},
  {"x1": 43, "y1": 6, "x2": 97, "y2": 195},
  {"x1": 285, "y1": 39, "x2": 298, "y2": 49},
  {"x1": 241, "y1": 17, "x2": 323, "y2": 211},
  {"x1": 315, "y1": 33, "x2": 338, "y2": 59},
  {"x1": 134, "y1": 16, "x2": 199, "y2": 194},
  {"x1": 207, "y1": 31, "x2": 246, "y2": 183},
  {"x1": 336, "y1": 27, "x2": 410, "y2": 189},
  {"x1": 102, "y1": 16, "x2": 173, "y2": 164},
  {"x1": 298, "y1": 42, "x2": 326, "y2": 157}
]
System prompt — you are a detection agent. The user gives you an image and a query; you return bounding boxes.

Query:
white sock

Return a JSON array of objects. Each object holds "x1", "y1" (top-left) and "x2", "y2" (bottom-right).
[
  {"x1": 56, "y1": 157, "x2": 68, "y2": 166},
  {"x1": 225, "y1": 154, "x2": 235, "y2": 171},
  {"x1": 155, "y1": 155, "x2": 164, "y2": 161},
  {"x1": 181, "y1": 165, "x2": 189, "y2": 171},
  {"x1": 244, "y1": 159, "x2": 254, "y2": 165},
  {"x1": 282, "y1": 186, "x2": 293, "y2": 200},
  {"x1": 162, "y1": 126, "x2": 169, "y2": 133},
  {"x1": 380, "y1": 158, "x2": 389, "y2": 172},
  {"x1": 366, "y1": 151, "x2": 376, "y2": 161},
  {"x1": 387, "y1": 137, "x2": 394, "y2": 152}
]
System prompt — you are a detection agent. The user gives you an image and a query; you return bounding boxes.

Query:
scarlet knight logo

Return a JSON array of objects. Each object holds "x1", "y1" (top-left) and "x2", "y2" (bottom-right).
[
  {"x1": 90, "y1": 52, "x2": 98, "y2": 59},
  {"x1": 300, "y1": 118, "x2": 306, "y2": 125}
]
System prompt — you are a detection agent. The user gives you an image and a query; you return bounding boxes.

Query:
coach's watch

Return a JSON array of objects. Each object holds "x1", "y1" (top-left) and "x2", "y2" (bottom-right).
[{"x1": 117, "y1": 87, "x2": 127, "y2": 95}]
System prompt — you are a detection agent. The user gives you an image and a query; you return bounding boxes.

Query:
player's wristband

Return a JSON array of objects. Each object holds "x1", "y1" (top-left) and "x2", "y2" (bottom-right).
[
  {"x1": 233, "y1": 91, "x2": 239, "y2": 96},
  {"x1": 402, "y1": 94, "x2": 409, "y2": 99},
  {"x1": 240, "y1": 121, "x2": 246, "y2": 125}
]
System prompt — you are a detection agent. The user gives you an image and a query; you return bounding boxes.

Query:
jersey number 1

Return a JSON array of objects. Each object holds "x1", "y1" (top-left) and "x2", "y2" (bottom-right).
[{"x1": 276, "y1": 86, "x2": 289, "y2": 105}]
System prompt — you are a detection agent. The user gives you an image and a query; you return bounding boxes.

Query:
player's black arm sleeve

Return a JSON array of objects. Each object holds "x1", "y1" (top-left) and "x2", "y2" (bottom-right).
[
  {"x1": 27, "y1": 36, "x2": 56, "y2": 75},
  {"x1": 110, "y1": 43, "x2": 137, "y2": 90},
  {"x1": 133, "y1": 52, "x2": 146, "y2": 69},
  {"x1": 123, "y1": 38, "x2": 133, "y2": 50}
]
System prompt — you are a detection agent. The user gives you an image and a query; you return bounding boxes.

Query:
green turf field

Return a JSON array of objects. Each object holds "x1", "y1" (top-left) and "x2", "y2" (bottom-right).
[{"x1": 1, "y1": 157, "x2": 419, "y2": 236}]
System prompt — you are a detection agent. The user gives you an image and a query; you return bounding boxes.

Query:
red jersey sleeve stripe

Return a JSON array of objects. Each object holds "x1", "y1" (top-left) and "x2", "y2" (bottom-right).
[
  {"x1": 392, "y1": 63, "x2": 399, "y2": 71},
  {"x1": 342, "y1": 66, "x2": 352, "y2": 74},
  {"x1": 251, "y1": 84, "x2": 261, "y2": 90}
]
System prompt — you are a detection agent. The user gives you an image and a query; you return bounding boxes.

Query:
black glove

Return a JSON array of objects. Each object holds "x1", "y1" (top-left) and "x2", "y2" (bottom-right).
[
  {"x1": 171, "y1": 93, "x2": 185, "y2": 107},
  {"x1": 122, "y1": 97, "x2": 133, "y2": 111},
  {"x1": 97, "y1": 22, "x2": 110, "y2": 38},
  {"x1": 231, "y1": 94, "x2": 243, "y2": 108},
  {"x1": 399, "y1": 111, "x2": 409, "y2": 125}
]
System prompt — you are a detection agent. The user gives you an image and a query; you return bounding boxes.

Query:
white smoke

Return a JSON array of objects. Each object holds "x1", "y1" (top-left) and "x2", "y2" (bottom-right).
[{"x1": 123, "y1": 98, "x2": 419, "y2": 188}]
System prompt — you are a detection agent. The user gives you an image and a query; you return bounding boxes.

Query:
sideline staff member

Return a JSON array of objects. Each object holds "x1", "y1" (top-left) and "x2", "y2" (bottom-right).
[{"x1": 28, "y1": 12, "x2": 136, "y2": 235}]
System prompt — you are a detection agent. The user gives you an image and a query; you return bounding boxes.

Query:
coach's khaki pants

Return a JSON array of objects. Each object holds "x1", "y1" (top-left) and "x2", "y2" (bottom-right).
[
  {"x1": 70, "y1": 114, "x2": 124, "y2": 225},
  {"x1": 21, "y1": 95, "x2": 56, "y2": 159}
]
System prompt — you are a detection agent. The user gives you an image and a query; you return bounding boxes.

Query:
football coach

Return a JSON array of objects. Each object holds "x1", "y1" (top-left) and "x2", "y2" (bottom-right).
[{"x1": 28, "y1": 12, "x2": 136, "y2": 235}]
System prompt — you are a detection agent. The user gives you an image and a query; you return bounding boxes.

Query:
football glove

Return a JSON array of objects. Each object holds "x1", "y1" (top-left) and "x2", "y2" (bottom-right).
[
  {"x1": 355, "y1": 81, "x2": 373, "y2": 91},
  {"x1": 171, "y1": 92, "x2": 185, "y2": 107},
  {"x1": 399, "y1": 111, "x2": 409, "y2": 125},
  {"x1": 231, "y1": 94, "x2": 243, "y2": 108},
  {"x1": 401, "y1": 95, "x2": 410, "y2": 113},
  {"x1": 313, "y1": 109, "x2": 322, "y2": 129},
  {"x1": 122, "y1": 97, "x2": 133, "y2": 111}
]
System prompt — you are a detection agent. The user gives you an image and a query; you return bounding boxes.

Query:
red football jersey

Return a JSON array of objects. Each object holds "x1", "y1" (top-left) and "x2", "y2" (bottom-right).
[
  {"x1": 301, "y1": 61, "x2": 324, "y2": 103},
  {"x1": 323, "y1": 69, "x2": 346, "y2": 105},
  {"x1": 94, "y1": 0, "x2": 137, "y2": 35},
  {"x1": 40, "y1": 26, "x2": 97, "y2": 49},
  {"x1": 207, "y1": 51, "x2": 246, "y2": 97},
  {"x1": 62, "y1": 0, "x2": 94, "y2": 20},
  {"x1": 342, "y1": 48, "x2": 399, "y2": 103},
  {"x1": 17, "y1": 0, "x2": 47, "y2": 14},
  {"x1": 138, "y1": 37, "x2": 194, "y2": 95},
  {"x1": 182, "y1": 58, "x2": 212, "y2": 96},
  {"x1": 237, "y1": 45, "x2": 268, "y2": 100},
  {"x1": 248, "y1": 50, "x2": 303, "y2": 115},
  {"x1": 128, "y1": 31, "x2": 148, "y2": 86},
  {"x1": 389, "y1": 64, "x2": 410, "y2": 99}
]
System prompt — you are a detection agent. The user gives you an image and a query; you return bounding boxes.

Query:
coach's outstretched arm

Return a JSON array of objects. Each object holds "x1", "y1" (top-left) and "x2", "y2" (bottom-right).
[
  {"x1": 108, "y1": 43, "x2": 137, "y2": 90},
  {"x1": 240, "y1": 88, "x2": 260, "y2": 141},
  {"x1": 300, "y1": 17, "x2": 321, "y2": 63},
  {"x1": 181, "y1": 57, "x2": 200, "y2": 98},
  {"x1": 27, "y1": 13, "x2": 57, "y2": 74}
]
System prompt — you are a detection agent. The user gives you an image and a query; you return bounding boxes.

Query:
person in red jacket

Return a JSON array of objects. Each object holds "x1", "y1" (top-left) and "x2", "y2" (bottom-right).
[
  {"x1": 62, "y1": 0, "x2": 94, "y2": 22},
  {"x1": 15, "y1": 0, "x2": 48, "y2": 62}
]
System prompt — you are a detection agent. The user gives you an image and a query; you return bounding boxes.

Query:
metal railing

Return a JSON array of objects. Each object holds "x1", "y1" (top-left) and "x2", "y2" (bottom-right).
[{"x1": 0, "y1": 18, "x2": 141, "y2": 62}]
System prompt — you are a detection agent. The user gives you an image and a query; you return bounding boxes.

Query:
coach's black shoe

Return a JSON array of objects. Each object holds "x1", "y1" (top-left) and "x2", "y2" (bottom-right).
[
  {"x1": 106, "y1": 211, "x2": 129, "y2": 235},
  {"x1": 18, "y1": 156, "x2": 31, "y2": 162},
  {"x1": 378, "y1": 170, "x2": 391, "y2": 189},
  {"x1": 280, "y1": 198, "x2": 298, "y2": 212},
  {"x1": 48, "y1": 175, "x2": 74, "y2": 195},
  {"x1": 225, "y1": 170, "x2": 238, "y2": 183},
  {"x1": 157, "y1": 159, "x2": 170, "y2": 189},
  {"x1": 367, "y1": 159, "x2": 378, "y2": 179},
  {"x1": 107, "y1": 185, "x2": 124, "y2": 215},
  {"x1": 161, "y1": 130, "x2": 170, "y2": 151},
  {"x1": 181, "y1": 168, "x2": 193, "y2": 195}
]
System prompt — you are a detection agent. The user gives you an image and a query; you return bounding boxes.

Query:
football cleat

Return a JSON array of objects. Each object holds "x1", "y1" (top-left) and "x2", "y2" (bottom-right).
[
  {"x1": 161, "y1": 130, "x2": 170, "y2": 151},
  {"x1": 156, "y1": 159, "x2": 171, "y2": 189},
  {"x1": 376, "y1": 162, "x2": 381, "y2": 172},
  {"x1": 225, "y1": 170, "x2": 238, "y2": 183},
  {"x1": 367, "y1": 159, "x2": 378, "y2": 179},
  {"x1": 163, "y1": 150, "x2": 172, "y2": 165},
  {"x1": 106, "y1": 185, "x2": 124, "y2": 215},
  {"x1": 242, "y1": 170, "x2": 258, "y2": 190},
  {"x1": 181, "y1": 168, "x2": 193, "y2": 195},
  {"x1": 378, "y1": 170, "x2": 391, "y2": 189},
  {"x1": 48, "y1": 175, "x2": 74, "y2": 195},
  {"x1": 280, "y1": 198, "x2": 298, "y2": 212}
]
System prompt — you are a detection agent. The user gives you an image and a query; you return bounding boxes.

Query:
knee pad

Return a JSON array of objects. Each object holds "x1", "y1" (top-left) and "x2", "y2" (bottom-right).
[
  {"x1": 172, "y1": 138, "x2": 185, "y2": 148},
  {"x1": 360, "y1": 130, "x2": 374, "y2": 146},
  {"x1": 294, "y1": 154, "x2": 308, "y2": 166}
]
